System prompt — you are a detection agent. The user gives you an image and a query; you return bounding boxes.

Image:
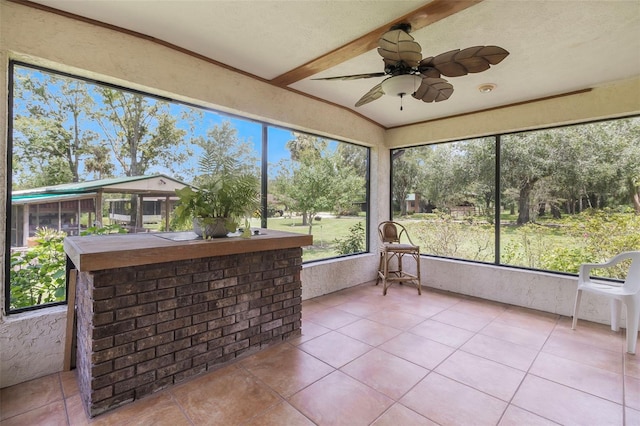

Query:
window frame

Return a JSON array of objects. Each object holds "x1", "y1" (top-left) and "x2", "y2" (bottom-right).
[
  {"x1": 391, "y1": 114, "x2": 640, "y2": 278},
  {"x1": 5, "y1": 60, "x2": 371, "y2": 313}
]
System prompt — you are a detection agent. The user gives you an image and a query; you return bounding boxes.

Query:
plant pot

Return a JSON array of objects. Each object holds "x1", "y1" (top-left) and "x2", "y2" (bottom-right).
[{"x1": 193, "y1": 217, "x2": 229, "y2": 238}]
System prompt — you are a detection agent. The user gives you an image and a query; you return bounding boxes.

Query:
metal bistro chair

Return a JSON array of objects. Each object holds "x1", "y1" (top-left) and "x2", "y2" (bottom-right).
[{"x1": 376, "y1": 221, "x2": 421, "y2": 296}]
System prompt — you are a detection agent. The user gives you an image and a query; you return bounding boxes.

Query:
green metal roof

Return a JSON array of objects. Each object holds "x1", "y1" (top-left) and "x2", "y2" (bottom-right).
[
  {"x1": 12, "y1": 174, "x2": 189, "y2": 197},
  {"x1": 12, "y1": 192, "x2": 97, "y2": 205}
]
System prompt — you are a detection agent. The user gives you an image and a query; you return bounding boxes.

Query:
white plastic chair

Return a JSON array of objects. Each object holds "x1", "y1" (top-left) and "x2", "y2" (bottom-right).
[{"x1": 571, "y1": 251, "x2": 640, "y2": 354}]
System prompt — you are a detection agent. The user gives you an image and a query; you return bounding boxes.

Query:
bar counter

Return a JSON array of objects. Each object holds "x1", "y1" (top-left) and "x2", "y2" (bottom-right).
[
  {"x1": 64, "y1": 229, "x2": 313, "y2": 272},
  {"x1": 64, "y1": 229, "x2": 312, "y2": 417}
]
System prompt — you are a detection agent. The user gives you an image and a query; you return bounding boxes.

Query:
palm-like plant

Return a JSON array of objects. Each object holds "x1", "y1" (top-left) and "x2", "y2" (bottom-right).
[{"x1": 174, "y1": 153, "x2": 260, "y2": 238}]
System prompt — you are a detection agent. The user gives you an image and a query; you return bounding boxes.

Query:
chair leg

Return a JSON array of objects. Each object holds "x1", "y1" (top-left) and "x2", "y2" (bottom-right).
[
  {"x1": 382, "y1": 252, "x2": 389, "y2": 296},
  {"x1": 376, "y1": 252, "x2": 383, "y2": 286},
  {"x1": 415, "y1": 252, "x2": 421, "y2": 295},
  {"x1": 611, "y1": 299, "x2": 622, "y2": 332},
  {"x1": 624, "y1": 299, "x2": 639, "y2": 355},
  {"x1": 572, "y1": 289, "x2": 582, "y2": 330}
]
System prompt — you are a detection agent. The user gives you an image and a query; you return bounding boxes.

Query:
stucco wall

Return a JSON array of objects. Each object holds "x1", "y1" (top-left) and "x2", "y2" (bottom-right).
[
  {"x1": 0, "y1": 306, "x2": 67, "y2": 387},
  {"x1": 386, "y1": 77, "x2": 640, "y2": 148}
]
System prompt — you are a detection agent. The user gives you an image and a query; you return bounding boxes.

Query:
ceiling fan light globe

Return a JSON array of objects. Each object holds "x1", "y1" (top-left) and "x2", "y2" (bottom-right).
[{"x1": 381, "y1": 74, "x2": 423, "y2": 97}]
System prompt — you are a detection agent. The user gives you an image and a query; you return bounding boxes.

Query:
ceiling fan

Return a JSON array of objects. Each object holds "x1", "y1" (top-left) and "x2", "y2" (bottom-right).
[{"x1": 314, "y1": 23, "x2": 509, "y2": 109}]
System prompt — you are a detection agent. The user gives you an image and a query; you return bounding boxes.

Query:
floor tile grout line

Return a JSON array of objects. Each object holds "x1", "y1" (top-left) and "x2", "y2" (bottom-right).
[{"x1": 495, "y1": 313, "x2": 566, "y2": 426}]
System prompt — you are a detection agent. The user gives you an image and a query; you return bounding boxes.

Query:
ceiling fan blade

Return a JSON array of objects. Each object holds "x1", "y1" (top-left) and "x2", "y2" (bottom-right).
[
  {"x1": 377, "y1": 29, "x2": 422, "y2": 68},
  {"x1": 412, "y1": 77, "x2": 454, "y2": 103},
  {"x1": 312, "y1": 72, "x2": 386, "y2": 81},
  {"x1": 355, "y1": 83, "x2": 385, "y2": 107},
  {"x1": 419, "y1": 45, "x2": 509, "y2": 77}
]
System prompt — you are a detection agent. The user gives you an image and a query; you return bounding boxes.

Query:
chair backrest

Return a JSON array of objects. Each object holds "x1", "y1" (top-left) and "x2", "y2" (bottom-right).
[
  {"x1": 380, "y1": 222, "x2": 400, "y2": 243},
  {"x1": 378, "y1": 221, "x2": 415, "y2": 245},
  {"x1": 625, "y1": 251, "x2": 640, "y2": 293}
]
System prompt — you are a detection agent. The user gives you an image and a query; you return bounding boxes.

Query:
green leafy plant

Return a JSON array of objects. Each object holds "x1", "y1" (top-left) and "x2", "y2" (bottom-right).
[
  {"x1": 10, "y1": 224, "x2": 130, "y2": 310},
  {"x1": 173, "y1": 172, "x2": 261, "y2": 237},
  {"x1": 10, "y1": 228, "x2": 67, "y2": 309},
  {"x1": 334, "y1": 222, "x2": 365, "y2": 254}
]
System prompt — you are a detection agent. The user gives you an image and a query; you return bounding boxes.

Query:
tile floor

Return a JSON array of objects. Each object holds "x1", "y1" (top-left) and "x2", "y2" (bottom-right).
[{"x1": 1, "y1": 282, "x2": 639, "y2": 425}]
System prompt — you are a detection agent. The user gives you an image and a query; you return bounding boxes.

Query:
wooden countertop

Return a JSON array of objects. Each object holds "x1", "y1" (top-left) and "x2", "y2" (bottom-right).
[{"x1": 64, "y1": 230, "x2": 313, "y2": 271}]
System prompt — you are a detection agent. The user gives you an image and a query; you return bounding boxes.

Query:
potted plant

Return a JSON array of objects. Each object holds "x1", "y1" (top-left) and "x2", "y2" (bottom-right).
[{"x1": 173, "y1": 171, "x2": 261, "y2": 238}]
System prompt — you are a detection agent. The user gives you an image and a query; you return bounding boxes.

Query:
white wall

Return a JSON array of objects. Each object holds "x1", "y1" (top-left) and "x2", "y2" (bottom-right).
[{"x1": 1, "y1": 0, "x2": 639, "y2": 388}]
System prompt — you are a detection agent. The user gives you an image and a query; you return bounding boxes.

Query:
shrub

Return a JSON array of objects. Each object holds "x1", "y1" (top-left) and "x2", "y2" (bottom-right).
[{"x1": 334, "y1": 222, "x2": 365, "y2": 255}]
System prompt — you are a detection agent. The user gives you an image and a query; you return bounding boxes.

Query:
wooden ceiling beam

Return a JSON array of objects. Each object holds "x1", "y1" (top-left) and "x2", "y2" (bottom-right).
[{"x1": 270, "y1": 0, "x2": 483, "y2": 87}]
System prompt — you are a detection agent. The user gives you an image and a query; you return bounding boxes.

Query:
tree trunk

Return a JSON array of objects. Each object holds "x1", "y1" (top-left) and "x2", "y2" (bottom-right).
[
  {"x1": 633, "y1": 189, "x2": 640, "y2": 214},
  {"x1": 517, "y1": 183, "x2": 532, "y2": 225}
]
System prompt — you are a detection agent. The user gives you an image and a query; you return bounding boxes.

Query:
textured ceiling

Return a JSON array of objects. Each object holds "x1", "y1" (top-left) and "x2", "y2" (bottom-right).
[{"x1": 26, "y1": 0, "x2": 640, "y2": 128}]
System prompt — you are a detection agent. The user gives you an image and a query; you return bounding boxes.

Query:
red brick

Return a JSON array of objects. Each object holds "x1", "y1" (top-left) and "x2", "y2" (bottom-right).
[
  {"x1": 193, "y1": 270, "x2": 224, "y2": 284},
  {"x1": 223, "y1": 339, "x2": 249, "y2": 355},
  {"x1": 114, "y1": 371, "x2": 156, "y2": 394},
  {"x1": 175, "y1": 261, "x2": 208, "y2": 276},
  {"x1": 116, "y1": 303, "x2": 157, "y2": 321},
  {"x1": 175, "y1": 343, "x2": 207, "y2": 362},
  {"x1": 156, "y1": 359, "x2": 192, "y2": 379},
  {"x1": 137, "y1": 332, "x2": 174, "y2": 350},
  {"x1": 175, "y1": 302, "x2": 208, "y2": 319},
  {"x1": 223, "y1": 320, "x2": 249, "y2": 336},
  {"x1": 92, "y1": 343, "x2": 135, "y2": 364},
  {"x1": 222, "y1": 302, "x2": 249, "y2": 316},
  {"x1": 261, "y1": 301, "x2": 283, "y2": 314},
  {"x1": 137, "y1": 266, "x2": 175, "y2": 280},
  {"x1": 136, "y1": 354, "x2": 174, "y2": 374},
  {"x1": 116, "y1": 280, "x2": 156, "y2": 296},
  {"x1": 192, "y1": 289, "x2": 224, "y2": 303},
  {"x1": 157, "y1": 317, "x2": 191, "y2": 334},
  {"x1": 93, "y1": 286, "x2": 114, "y2": 300},
  {"x1": 91, "y1": 386, "x2": 113, "y2": 403},
  {"x1": 176, "y1": 281, "x2": 209, "y2": 296},
  {"x1": 137, "y1": 288, "x2": 176, "y2": 304},
  {"x1": 191, "y1": 329, "x2": 222, "y2": 345},
  {"x1": 94, "y1": 312, "x2": 114, "y2": 327},
  {"x1": 237, "y1": 290, "x2": 262, "y2": 303},
  {"x1": 114, "y1": 326, "x2": 156, "y2": 346},
  {"x1": 207, "y1": 316, "x2": 235, "y2": 331},
  {"x1": 210, "y1": 277, "x2": 238, "y2": 290},
  {"x1": 92, "y1": 367, "x2": 135, "y2": 390},
  {"x1": 156, "y1": 337, "x2": 191, "y2": 356},
  {"x1": 157, "y1": 274, "x2": 192, "y2": 289},
  {"x1": 93, "y1": 361, "x2": 113, "y2": 377},
  {"x1": 114, "y1": 348, "x2": 156, "y2": 370},
  {"x1": 261, "y1": 319, "x2": 283, "y2": 332},
  {"x1": 192, "y1": 309, "x2": 222, "y2": 324},
  {"x1": 175, "y1": 323, "x2": 207, "y2": 340},
  {"x1": 94, "y1": 336, "x2": 114, "y2": 352},
  {"x1": 137, "y1": 311, "x2": 175, "y2": 327},
  {"x1": 174, "y1": 365, "x2": 206, "y2": 384}
]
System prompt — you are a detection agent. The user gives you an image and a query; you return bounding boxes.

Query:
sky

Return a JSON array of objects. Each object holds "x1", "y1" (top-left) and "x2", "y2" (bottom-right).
[{"x1": 12, "y1": 64, "x2": 306, "y2": 185}]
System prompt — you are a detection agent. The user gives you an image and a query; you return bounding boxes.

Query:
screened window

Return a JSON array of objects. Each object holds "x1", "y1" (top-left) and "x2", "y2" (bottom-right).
[
  {"x1": 392, "y1": 118, "x2": 640, "y2": 279},
  {"x1": 6, "y1": 62, "x2": 370, "y2": 313}
]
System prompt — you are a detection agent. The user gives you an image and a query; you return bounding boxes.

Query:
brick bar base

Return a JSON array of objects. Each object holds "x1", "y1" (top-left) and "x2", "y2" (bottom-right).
[{"x1": 75, "y1": 247, "x2": 302, "y2": 417}]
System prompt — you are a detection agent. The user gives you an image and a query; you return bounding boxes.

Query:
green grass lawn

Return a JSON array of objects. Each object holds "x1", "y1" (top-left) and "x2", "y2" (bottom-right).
[{"x1": 263, "y1": 215, "x2": 365, "y2": 261}]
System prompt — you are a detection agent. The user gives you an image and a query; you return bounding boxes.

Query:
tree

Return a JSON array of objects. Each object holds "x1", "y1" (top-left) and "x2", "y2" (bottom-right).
[
  {"x1": 84, "y1": 145, "x2": 115, "y2": 180},
  {"x1": 13, "y1": 71, "x2": 98, "y2": 187},
  {"x1": 96, "y1": 88, "x2": 188, "y2": 177},
  {"x1": 392, "y1": 155, "x2": 421, "y2": 216},
  {"x1": 95, "y1": 88, "x2": 189, "y2": 226},
  {"x1": 193, "y1": 120, "x2": 259, "y2": 185},
  {"x1": 282, "y1": 134, "x2": 365, "y2": 233},
  {"x1": 501, "y1": 132, "x2": 557, "y2": 224}
]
